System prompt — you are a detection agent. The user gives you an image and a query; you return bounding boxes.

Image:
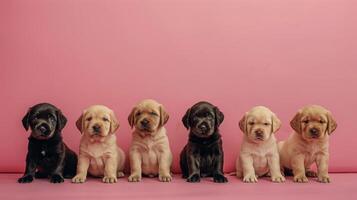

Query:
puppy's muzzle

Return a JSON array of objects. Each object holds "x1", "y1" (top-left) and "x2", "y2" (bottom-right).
[
  {"x1": 92, "y1": 124, "x2": 101, "y2": 134},
  {"x1": 35, "y1": 123, "x2": 50, "y2": 136},
  {"x1": 255, "y1": 129, "x2": 264, "y2": 140},
  {"x1": 309, "y1": 128, "x2": 320, "y2": 138}
]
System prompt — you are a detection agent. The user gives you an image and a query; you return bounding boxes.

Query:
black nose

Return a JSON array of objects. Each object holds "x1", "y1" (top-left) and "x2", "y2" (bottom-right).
[
  {"x1": 198, "y1": 123, "x2": 208, "y2": 131},
  {"x1": 310, "y1": 128, "x2": 319, "y2": 136},
  {"x1": 255, "y1": 130, "x2": 264, "y2": 137},
  {"x1": 141, "y1": 119, "x2": 149, "y2": 126},
  {"x1": 92, "y1": 125, "x2": 101, "y2": 133},
  {"x1": 38, "y1": 126, "x2": 47, "y2": 134}
]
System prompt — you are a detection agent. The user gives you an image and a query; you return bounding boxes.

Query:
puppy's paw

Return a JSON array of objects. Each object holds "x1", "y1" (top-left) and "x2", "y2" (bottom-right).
[
  {"x1": 293, "y1": 175, "x2": 308, "y2": 183},
  {"x1": 159, "y1": 173, "x2": 172, "y2": 182},
  {"x1": 243, "y1": 174, "x2": 258, "y2": 183},
  {"x1": 117, "y1": 172, "x2": 125, "y2": 178},
  {"x1": 128, "y1": 174, "x2": 141, "y2": 182},
  {"x1": 18, "y1": 175, "x2": 34, "y2": 183},
  {"x1": 318, "y1": 175, "x2": 330, "y2": 183},
  {"x1": 271, "y1": 175, "x2": 285, "y2": 183},
  {"x1": 213, "y1": 174, "x2": 228, "y2": 183},
  {"x1": 72, "y1": 174, "x2": 86, "y2": 183},
  {"x1": 306, "y1": 170, "x2": 318, "y2": 177},
  {"x1": 187, "y1": 174, "x2": 200, "y2": 183},
  {"x1": 103, "y1": 176, "x2": 117, "y2": 183},
  {"x1": 50, "y1": 174, "x2": 64, "y2": 183}
]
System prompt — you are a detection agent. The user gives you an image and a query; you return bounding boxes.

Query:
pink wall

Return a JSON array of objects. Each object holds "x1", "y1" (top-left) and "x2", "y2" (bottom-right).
[{"x1": 1, "y1": 0, "x2": 356, "y2": 173}]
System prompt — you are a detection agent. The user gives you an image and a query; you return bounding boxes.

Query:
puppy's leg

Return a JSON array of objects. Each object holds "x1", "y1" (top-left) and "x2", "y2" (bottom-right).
[
  {"x1": 240, "y1": 153, "x2": 257, "y2": 183},
  {"x1": 72, "y1": 154, "x2": 90, "y2": 183},
  {"x1": 186, "y1": 151, "x2": 201, "y2": 183},
  {"x1": 103, "y1": 156, "x2": 118, "y2": 183},
  {"x1": 116, "y1": 148, "x2": 125, "y2": 178},
  {"x1": 158, "y1": 151, "x2": 172, "y2": 182},
  {"x1": 235, "y1": 157, "x2": 243, "y2": 179},
  {"x1": 291, "y1": 154, "x2": 308, "y2": 183},
  {"x1": 268, "y1": 154, "x2": 285, "y2": 183},
  {"x1": 316, "y1": 154, "x2": 330, "y2": 183},
  {"x1": 18, "y1": 153, "x2": 37, "y2": 183},
  {"x1": 212, "y1": 153, "x2": 228, "y2": 183},
  {"x1": 128, "y1": 149, "x2": 142, "y2": 182}
]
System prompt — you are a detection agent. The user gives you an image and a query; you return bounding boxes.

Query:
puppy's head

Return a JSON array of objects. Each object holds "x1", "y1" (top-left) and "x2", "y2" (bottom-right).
[
  {"x1": 128, "y1": 99, "x2": 169, "y2": 135},
  {"x1": 239, "y1": 106, "x2": 281, "y2": 143},
  {"x1": 290, "y1": 105, "x2": 337, "y2": 141},
  {"x1": 76, "y1": 105, "x2": 119, "y2": 141},
  {"x1": 22, "y1": 103, "x2": 67, "y2": 140},
  {"x1": 182, "y1": 101, "x2": 224, "y2": 138}
]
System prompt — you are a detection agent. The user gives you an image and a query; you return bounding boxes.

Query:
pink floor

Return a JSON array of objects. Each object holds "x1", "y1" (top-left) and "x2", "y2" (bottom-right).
[{"x1": 1, "y1": 173, "x2": 356, "y2": 200}]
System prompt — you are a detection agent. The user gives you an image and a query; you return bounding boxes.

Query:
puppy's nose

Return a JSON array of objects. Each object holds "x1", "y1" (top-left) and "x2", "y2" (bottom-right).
[
  {"x1": 38, "y1": 126, "x2": 47, "y2": 134},
  {"x1": 198, "y1": 124, "x2": 208, "y2": 131},
  {"x1": 310, "y1": 128, "x2": 319, "y2": 136},
  {"x1": 141, "y1": 119, "x2": 149, "y2": 126},
  {"x1": 92, "y1": 125, "x2": 101, "y2": 133},
  {"x1": 255, "y1": 130, "x2": 264, "y2": 137}
]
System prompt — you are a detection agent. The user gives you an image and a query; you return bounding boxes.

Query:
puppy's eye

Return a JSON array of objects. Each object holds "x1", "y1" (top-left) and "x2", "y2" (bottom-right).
[
  {"x1": 248, "y1": 122, "x2": 255, "y2": 125},
  {"x1": 150, "y1": 112, "x2": 158, "y2": 116},
  {"x1": 86, "y1": 117, "x2": 92, "y2": 121},
  {"x1": 263, "y1": 123, "x2": 270, "y2": 126},
  {"x1": 135, "y1": 112, "x2": 141, "y2": 116},
  {"x1": 103, "y1": 117, "x2": 109, "y2": 122},
  {"x1": 319, "y1": 120, "x2": 326, "y2": 124},
  {"x1": 302, "y1": 120, "x2": 309, "y2": 124}
]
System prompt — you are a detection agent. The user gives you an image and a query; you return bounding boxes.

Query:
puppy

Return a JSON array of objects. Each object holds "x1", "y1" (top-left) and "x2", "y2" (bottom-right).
[
  {"x1": 180, "y1": 101, "x2": 228, "y2": 183},
  {"x1": 127, "y1": 99, "x2": 172, "y2": 182},
  {"x1": 72, "y1": 105, "x2": 125, "y2": 183},
  {"x1": 18, "y1": 103, "x2": 77, "y2": 183},
  {"x1": 279, "y1": 105, "x2": 337, "y2": 183},
  {"x1": 236, "y1": 106, "x2": 285, "y2": 183}
]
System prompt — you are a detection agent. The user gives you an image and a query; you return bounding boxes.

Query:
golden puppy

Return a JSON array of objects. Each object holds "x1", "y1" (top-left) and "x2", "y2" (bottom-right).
[
  {"x1": 127, "y1": 99, "x2": 172, "y2": 182},
  {"x1": 236, "y1": 106, "x2": 285, "y2": 183},
  {"x1": 72, "y1": 105, "x2": 125, "y2": 184},
  {"x1": 279, "y1": 105, "x2": 337, "y2": 183}
]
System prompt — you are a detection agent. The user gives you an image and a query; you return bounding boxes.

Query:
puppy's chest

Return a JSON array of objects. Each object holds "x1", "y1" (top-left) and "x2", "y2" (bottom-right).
[{"x1": 84, "y1": 143, "x2": 112, "y2": 158}]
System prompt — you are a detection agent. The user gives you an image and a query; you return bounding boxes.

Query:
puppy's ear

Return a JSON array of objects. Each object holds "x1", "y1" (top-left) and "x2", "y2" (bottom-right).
[
  {"x1": 159, "y1": 105, "x2": 169, "y2": 127},
  {"x1": 128, "y1": 107, "x2": 137, "y2": 129},
  {"x1": 214, "y1": 107, "x2": 224, "y2": 128},
  {"x1": 182, "y1": 108, "x2": 191, "y2": 129},
  {"x1": 271, "y1": 113, "x2": 281, "y2": 133},
  {"x1": 56, "y1": 110, "x2": 67, "y2": 131},
  {"x1": 326, "y1": 111, "x2": 337, "y2": 135},
  {"x1": 76, "y1": 113, "x2": 84, "y2": 134},
  {"x1": 239, "y1": 113, "x2": 246, "y2": 133},
  {"x1": 109, "y1": 110, "x2": 120, "y2": 134},
  {"x1": 22, "y1": 109, "x2": 31, "y2": 131},
  {"x1": 290, "y1": 111, "x2": 302, "y2": 134}
]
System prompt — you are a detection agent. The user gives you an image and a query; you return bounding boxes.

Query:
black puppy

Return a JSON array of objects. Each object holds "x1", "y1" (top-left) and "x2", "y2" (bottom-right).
[
  {"x1": 180, "y1": 101, "x2": 228, "y2": 183},
  {"x1": 18, "y1": 103, "x2": 77, "y2": 183}
]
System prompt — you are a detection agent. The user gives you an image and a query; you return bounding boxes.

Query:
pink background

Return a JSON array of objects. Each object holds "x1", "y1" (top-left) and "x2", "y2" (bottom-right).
[{"x1": 1, "y1": 0, "x2": 356, "y2": 174}]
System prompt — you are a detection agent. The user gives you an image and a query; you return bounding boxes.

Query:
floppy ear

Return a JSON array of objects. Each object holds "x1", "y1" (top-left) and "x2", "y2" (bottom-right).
[
  {"x1": 326, "y1": 111, "x2": 337, "y2": 135},
  {"x1": 109, "y1": 110, "x2": 119, "y2": 134},
  {"x1": 22, "y1": 109, "x2": 31, "y2": 131},
  {"x1": 182, "y1": 108, "x2": 191, "y2": 129},
  {"x1": 290, "y1": 111, "x2": 301, "y2": 133},
  {"x1": 271, "y1": 113, "x2": 281, "y2": 133},
  {"x1": 238, "y1": 113, "x2": 247, "y2": 133},
  {"x1": 214, "y1": 107, "x2": 224, "y2": 128},
  {"x1": 159, "y1": 105, "x2": 169, "y2": 127},
  {"x1": 76, "y1": 113, "x2": 84, "y2": 134},
  {"x1": 128, "y1": 107, "x2": 137, "y2": 129},
  {"x1": 56, "y1": 110, "x2": 67, "y2": 131}
]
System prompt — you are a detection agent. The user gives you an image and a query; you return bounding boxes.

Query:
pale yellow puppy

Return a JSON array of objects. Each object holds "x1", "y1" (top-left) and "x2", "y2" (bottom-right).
[
  {"x1": 127, "y1": 99, "x2": 172, "y2": 182},
  {"x1": 279, "y1": 105, "x2": 337, "y2": 183},
  {"x1": 72, "y1": 105, "x2": 125, "y2": 184},
  {"x1": 236, "y1": 106, "x2": 285, "y2": 183}
]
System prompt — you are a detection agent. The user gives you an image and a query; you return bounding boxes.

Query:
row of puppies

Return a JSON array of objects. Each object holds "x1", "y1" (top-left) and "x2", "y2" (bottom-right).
[{"x1": 18, "y1": 100, "x2": 336, "y2": 184}]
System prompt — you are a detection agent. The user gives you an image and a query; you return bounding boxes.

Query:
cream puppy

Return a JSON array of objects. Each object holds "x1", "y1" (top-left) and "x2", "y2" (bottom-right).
[
  {"x1": 127, "y1": 99, "x2": 172, "y2": 182},
  {"x1": 236, "y1": 106, "x2": 285, "y2": 183},
  {"x1": 72, "y1": 105, "x2": 125, "y2": 183},
  {"x1": 279, "y1": 105, "x2": 337, "y2": 183}
]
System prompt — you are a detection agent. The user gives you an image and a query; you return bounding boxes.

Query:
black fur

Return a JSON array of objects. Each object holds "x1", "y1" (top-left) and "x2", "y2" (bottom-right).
[
  {"x1": 180, "y1": 101, "x2": 227, "y2": 183},
  {"x1": 18, "y1": 103, "x2": 77, "y2": 183}
]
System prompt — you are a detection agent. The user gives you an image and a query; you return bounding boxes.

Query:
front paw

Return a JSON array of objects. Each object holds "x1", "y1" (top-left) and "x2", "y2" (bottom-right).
[
  {"x1": 128, "y1": 173, "x2": 141, "y2": 182},
  {"x1": 50, "y1": 174, "x2": 64, "y2": 183},
  {"x1": 187, "y1": 174, "x2": 200, "y2": 183},
  {"x1": 293, "y1": 174, "x2": 308, "y2": 183},
  {"x1": 318, "y1": 175, "x2": 330, "y2": 183},
  {"x1": 243, "y1": 174, "x2": 258, "y2": 183},
  {"x1": 271, "y1": 175, "x2": 285, "y2": 183},
  {"x1": 18, "y1": 175, "x2": 34, "y2": 183},
  {"x1": 72, "y1": 174, "x2": 86, "y2": 183},
  {"x1": 159, "y1": 173, "x2": 172, "y2": 182},
  {"x1": 213, "y1": 174, "x2": 228, "y2": 183},
  {"x1": 103, "y1": 176, "x2": 117, "y2": 183}
]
